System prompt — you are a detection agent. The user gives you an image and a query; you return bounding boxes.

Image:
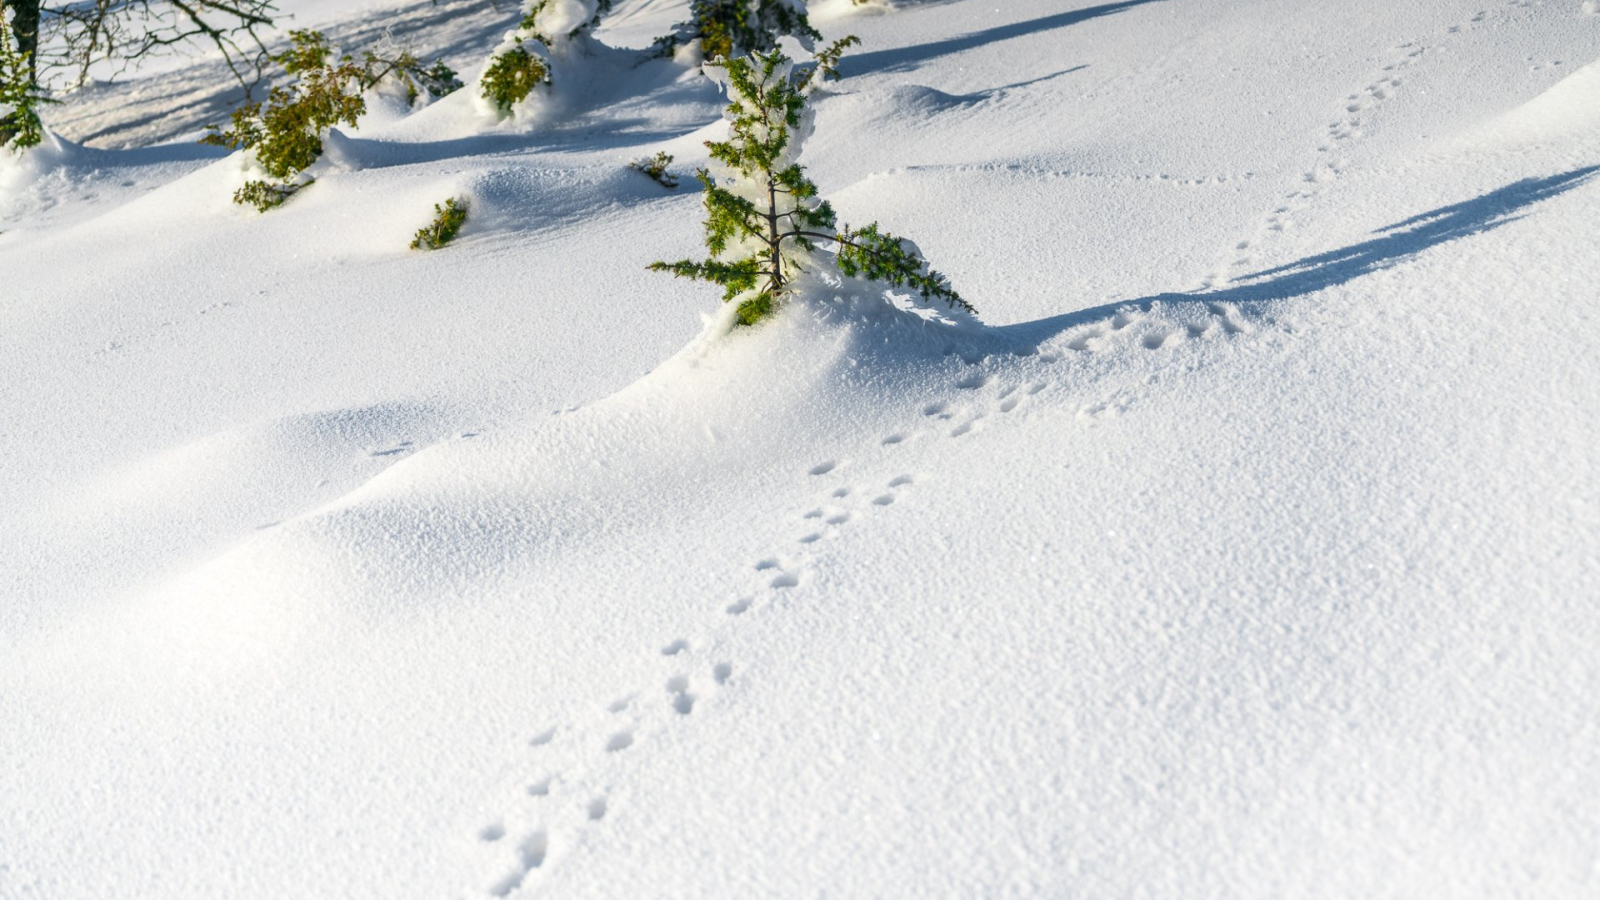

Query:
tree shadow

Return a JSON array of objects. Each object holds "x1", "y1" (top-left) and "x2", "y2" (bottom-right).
[
  {"x1": 998, "y1": 165, "x2": 1600, "y2": 347},
  {"x1": 844, "y1": 0, "x2": 1167, "y2": 76}
]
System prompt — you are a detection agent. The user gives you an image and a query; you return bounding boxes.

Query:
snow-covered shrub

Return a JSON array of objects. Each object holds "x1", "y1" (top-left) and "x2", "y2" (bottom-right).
[
  {"x1": 360, "y1": 44, "x2": 463, "y2": 107},
  {"x1": 630, "y1": 151, "x2": 679, "y2": 188},
  {"x1": 201, "y1": 30, "x2": 365, "y2": 211},
  {"x1": 650, "y1": 51, "x2": 974, "y2": 327},
  {"x1": 0, "y1": 7, "x2": 47, "y2": 152},
  {"x1": 478, "y1": 0, "x2": 609, "y2": 118},
  {"x1": 410, "y1": 196, "x2": 469, "y2": 250},
  {"x1": 656, "y1": 0, "x2": 821, "y2": 61}
]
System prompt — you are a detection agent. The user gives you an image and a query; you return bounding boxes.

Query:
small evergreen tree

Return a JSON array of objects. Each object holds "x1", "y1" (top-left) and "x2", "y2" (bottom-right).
[
  {"x1": 0, "y1": 5, "x2": 47, "y2": 151},
  {"x1": 201, "y1": 30, "x2": 365, "y2": 211},
  {"x1": 479, "y1": 0, "x2": 610, "y2": 117},
  {"x1": 651, "y1": 51, "x2": 973, "y2": 327},
  {"x1": 656, "y1": 0, "x2": 821, "y2": 61}
]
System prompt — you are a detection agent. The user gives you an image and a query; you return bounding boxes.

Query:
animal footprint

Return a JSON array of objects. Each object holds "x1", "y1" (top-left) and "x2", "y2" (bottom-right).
[
  {"x1": 770, "y1": 572, "x2": 799, "y2": 589},
  {"x1": 667, "y1": 675, "x2": 695, "y2": 715},
  {"x1": 661, "y1": 639, "x2": 689, "y2": 656},
  {"x1": 727, "y1": 597, "x2": 752, "y2": 615},
  {"x1": 587, "y1": 797, "x2": 608, "y2": 821},
  {"x1": 529, "y1": 728, "x2": 555, "y2": 748},
  {"x1": 488, "y1": 831, "x2": 548, "y2": 897},
  {"x1": 605, "y1": 730, "x2": 634, "y2": 753},
  {"x1": 808, "y1": 461, "x2": 837, "y2": 476}
]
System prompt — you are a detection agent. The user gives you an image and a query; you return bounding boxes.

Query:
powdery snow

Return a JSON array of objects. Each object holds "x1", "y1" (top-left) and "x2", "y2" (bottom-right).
[{"x1": 2, "y1": 1, "x2": 1599, "y2": 898}]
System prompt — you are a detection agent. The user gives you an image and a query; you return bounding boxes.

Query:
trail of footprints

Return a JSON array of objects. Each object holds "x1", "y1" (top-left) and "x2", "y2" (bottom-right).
[
  {"x1": 460, "y1": 6, "x2": 1550, "y2": 882},
  {"x1": 1207, "y1": 2, "x2": 1525, "y2": 287},
  {"x1": 467, "y1": 293, "x2": 1271, "y2": 895}
]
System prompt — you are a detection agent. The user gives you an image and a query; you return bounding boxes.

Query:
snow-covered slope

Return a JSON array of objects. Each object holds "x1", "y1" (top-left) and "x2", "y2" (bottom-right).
[{"x1": 3, "y1": 1, "x2": 1598, "y2": 897}]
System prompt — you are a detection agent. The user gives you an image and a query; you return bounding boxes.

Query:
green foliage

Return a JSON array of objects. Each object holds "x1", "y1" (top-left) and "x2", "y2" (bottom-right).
[
  {"x1": 200, "y1": 30, "x2": 365, "y2": 210},
  {"x1": 410, "y1": 196, "x2": 469, "y2": 250},
  {"x1": 479, "y1": 45, "x2": 548, "y2": 115},
  {"x1": 651, "y1": 51, "x2": 974, "y2": 327},
  {"x1": 0, "y1": 14, "x2": 48, "y2": 151},
  {"x1": 835, "y1": 223, "x2": 972, "y2": 314},
  {"x1": 657, "y1": 0, "x2": 823, "y2": 61},
  {"x1": 360, "y1": 47, "x2": 463, "y2": 105},
  {"x1": 811, "y1": 34, "x2": 860, "y2": 83},
  {"x1": 234, "y1": 178, "x2": 312, "y2": 212},
  {"x1": 630, "y1": 151, "x2": 679, "y2": 189},
  {"x1": 274, "y1": 28, "x2": 335, "y2": 76},
  {"x1": 480, "y1": 0, "x2": 609, "y2": 116}
]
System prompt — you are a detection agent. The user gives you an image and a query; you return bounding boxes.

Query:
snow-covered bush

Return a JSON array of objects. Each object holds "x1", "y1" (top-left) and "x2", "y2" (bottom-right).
[
  {"x1": 479, "y1": 0, "x2": 609, "y2": 118},
  {"x1": 411, "y1": 196, "x2": 469, "y2": 250},
  {"x1": 360, "y1": 43, "x2": 463, "y2": 107},
  {"x1": 650, "y1": 51, "x2": 974, "y2": 327},
  {"x1": 202, "y1": 30, "x2": 365, "y2": 211},
  {"x1": 0, "y1": 6, "x2": 47, "y2": 152},
  {"x1": 656, "y1": 0, "x2": 820, "y2": 61}
]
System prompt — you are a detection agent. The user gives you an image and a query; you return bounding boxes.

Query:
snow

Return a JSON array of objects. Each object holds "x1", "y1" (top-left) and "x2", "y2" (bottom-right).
[{"x1": 3, "y1": 0, "x2": 1599, "y2": 897}]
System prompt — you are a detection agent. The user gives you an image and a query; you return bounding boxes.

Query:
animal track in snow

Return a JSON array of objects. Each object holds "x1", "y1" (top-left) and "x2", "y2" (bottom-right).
[
  {"x1": 605, "y1": 730, "x2": 634, "y2": 753},
  {"x1": 527, "y1": 778, "x2": 552, "y2": 797},
  {"x1": 667, "y1": 676, "x2": 695, "y2": 715},
  {"x1": 587, "y1": 797, "x2": 608, "y2": 821},
  {"x1": 726, "y1": 597, "x2": 752, "y2": 615},
  {"x1": 873, "y1": 494, "x2": 895, "y2": 506},
  {"x1": 808, "y1": 460, "x2": 837, "y2": 476},
  {"x1": 661, "y1": 639, "x2": 689, "y2": 656},
  {"x1": 1209, "y1": 4, "x2": 1500, "y2": 288},
  {"x1": 882, "y1": 433, "x2": 905, "y2": 445},
  {"x1": 528, "y1": 729, "x2": 555, "y2": 747},
  {"x1": 488, "y1": 831, "x2": 547, "y2": 897},
  {"x1": 770, "y1": 572, "x2": 800, "y2": 589}
]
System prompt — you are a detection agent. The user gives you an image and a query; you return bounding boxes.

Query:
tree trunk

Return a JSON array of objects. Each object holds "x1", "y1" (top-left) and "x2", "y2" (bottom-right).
[{"x1": 8, "y1": 0, "x2": 41, "y2": 84}]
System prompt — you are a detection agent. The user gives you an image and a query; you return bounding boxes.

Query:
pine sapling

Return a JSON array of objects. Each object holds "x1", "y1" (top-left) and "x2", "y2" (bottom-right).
[
  {"x1": 630, "y1": 151, "x2": 679, "y2": 189},
  {"x1": 650, "y1": 51, "x2": 973, "y2": 327},
  {"x1": 410, "y1": 196, "x2": 469, "y2": 250},
  {"x1": 201, "y1": 30, "x2": 365, "y2": 211}
]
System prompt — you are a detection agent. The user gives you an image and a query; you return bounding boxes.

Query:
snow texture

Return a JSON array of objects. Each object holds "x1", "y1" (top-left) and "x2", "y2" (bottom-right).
[{"x1": 3, "y1": 0, "x2": 1599, "y2": 898}]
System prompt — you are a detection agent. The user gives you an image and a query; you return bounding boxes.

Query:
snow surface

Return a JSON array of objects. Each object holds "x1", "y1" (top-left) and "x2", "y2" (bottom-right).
[{"x1": 3, "y1": 0, "x2": 1600, "y2": 897}]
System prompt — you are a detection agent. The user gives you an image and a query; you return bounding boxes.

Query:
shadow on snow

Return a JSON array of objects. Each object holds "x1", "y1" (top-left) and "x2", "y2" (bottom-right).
[
  {"x1": 843, "y1": 0, "x2": 1167, "y2": 76},
  {"x1": 999, "y1": 165, "x2": 1600, "y2": 348}
]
